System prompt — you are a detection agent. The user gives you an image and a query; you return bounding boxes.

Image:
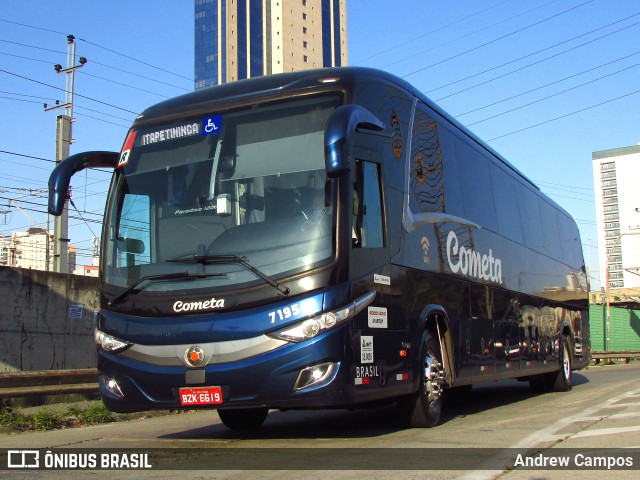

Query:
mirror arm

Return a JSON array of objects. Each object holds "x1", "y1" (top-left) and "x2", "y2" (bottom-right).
[{"x1": 48, "y1": 151, "x2": 119, "y2": 216}]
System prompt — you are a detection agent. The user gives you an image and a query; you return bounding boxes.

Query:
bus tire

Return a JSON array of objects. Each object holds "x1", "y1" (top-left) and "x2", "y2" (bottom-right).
[
  {"x1": 399, "y1": 333, "x2": 443, "y2": 427},
  {"x1": 217, "y1": 408, "x2": 268, "y2": 430},
  {"x1": 549, "y1": 335, "x2": 572, "y2": 392},
  {"x1": 529, "y1": 336, "x2": 572, "y2": 393}
]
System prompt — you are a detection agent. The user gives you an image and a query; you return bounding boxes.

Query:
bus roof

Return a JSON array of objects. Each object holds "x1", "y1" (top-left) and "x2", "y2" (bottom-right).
[{"x1": 134, "y1": 67, "x2": 561, "y2": 208}]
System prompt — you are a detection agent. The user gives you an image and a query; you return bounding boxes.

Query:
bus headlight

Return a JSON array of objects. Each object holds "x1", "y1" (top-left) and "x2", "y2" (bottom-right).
[
  {"x1": 268, "y1": 291, "x2": 375, "y2": 343},
  {"x1": 94, "y1": 329, "x2": 131, "y2": 353}
]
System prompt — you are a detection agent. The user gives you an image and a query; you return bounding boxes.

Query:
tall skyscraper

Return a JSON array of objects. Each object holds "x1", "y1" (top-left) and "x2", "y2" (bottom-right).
[
  {"x1": 195, "y1": 0, "x2": 348, "y2": 89},
  {"x1": 592, "y1": 145, "x2": 640, "y2": 293}
]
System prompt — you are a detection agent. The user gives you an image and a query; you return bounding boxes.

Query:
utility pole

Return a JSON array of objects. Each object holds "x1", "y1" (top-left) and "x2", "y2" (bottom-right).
[{"x1": 44, "y1": 35, "x2": 87, "y2": 273}]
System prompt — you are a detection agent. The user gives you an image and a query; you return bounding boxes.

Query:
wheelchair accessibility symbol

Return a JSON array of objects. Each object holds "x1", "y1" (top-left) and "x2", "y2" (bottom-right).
[{"x1": 202, "y1": 114, "x2": 222, "y2": 136}]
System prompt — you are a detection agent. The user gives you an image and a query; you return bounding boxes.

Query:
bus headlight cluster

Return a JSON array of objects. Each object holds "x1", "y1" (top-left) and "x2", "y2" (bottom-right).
[
  {"x1": 274, "y1": 312, "x2": 342, "y2": 342},
  {"x1": 94, "y1": 329, "x2": 131, "y2": 353},
  {"x1": 268, "y1": 291, "x2": 375, "y2": 343}
]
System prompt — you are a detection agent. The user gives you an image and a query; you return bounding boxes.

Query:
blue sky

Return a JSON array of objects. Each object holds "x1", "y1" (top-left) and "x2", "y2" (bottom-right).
[{"x1": 1, "y1": 0, "x2": 639, "y2": 289}]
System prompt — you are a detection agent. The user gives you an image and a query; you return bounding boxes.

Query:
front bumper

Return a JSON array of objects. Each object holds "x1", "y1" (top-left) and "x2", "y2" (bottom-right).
[{"x1": 98, "y1": 325, "x2": 352, "y2": 413}]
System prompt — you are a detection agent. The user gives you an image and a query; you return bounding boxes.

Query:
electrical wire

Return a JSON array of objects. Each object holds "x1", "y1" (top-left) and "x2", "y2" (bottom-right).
[
  {"x1": 402, "y1": 0, "x2": 595, "y2": 78},
  {"x1": 486, "y1": 88, "x2": 640, "y2": 141},
  {"x1": 379, "y1": 0, "x2": 562, "y2": 71},
  {"x1": 0, "y1": 18, "x2": 193, "y2": 83},
  {"x1": 465, "y1": 61, "x2": 640, "y2": 127},
  {"x1": 353, "y1": 0, "x2": 516, "y2": 64},
  {"x1": 456, "y1": 50, "x2": 640, "y2": 117},
  {"x1": 0, "y1": 68, "x2": 140, "y2": 115},
  {"x1": 426, "y1": 12, "x2": 640, "y2": 95},
  {"x1": 434, "y1": 18, "x2": 640, "y2": 101}
]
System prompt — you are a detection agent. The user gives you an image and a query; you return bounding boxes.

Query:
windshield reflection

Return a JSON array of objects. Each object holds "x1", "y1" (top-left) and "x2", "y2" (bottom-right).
[{"x1": 104, "y1": 95, "x2": 339, "y2": 293}]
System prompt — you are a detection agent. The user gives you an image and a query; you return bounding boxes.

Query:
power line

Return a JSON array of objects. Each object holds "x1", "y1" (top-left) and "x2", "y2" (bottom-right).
[
  {"x1": 1, "y1": 89, "x2": 135, "y2": 123},
  {"x1": 434, "y1": 17, "x2": 640, "y2": 101},
  {"x1": 0, "y1": 50, "x2": 53, "y2": 65},
  {"x1": 0, "y1": 149, "x2": 55, "y2": 163},
  {"x1": 77, "y1": 37, "x2": 194, "y2": 83},
  {"x1": 534, "y1": 180, "x2": 594, "y2": 193},
  {"x1": 0, "y1": 49, "x2": 181, "y2": 100},
  {"x1": 0, "y1": 149, "x2": 115, "y2": 180},
  {"x1": 0, "y1": 18, "x2": 66, "y2": 35},
  {"x1": 79, "y1": 71, "x2": 171, "y2": 99},
  {"x1": 0, "y1": 95, "x2": 42, "y2": 105},
  {"x1": 465, "y1": 61, "x2": 640, "y2": 126},
  {"x1": 0, "y1": 95, "x2": 132, "y2": 128},
  {"x1": 486, "y1": 88, "x2": 640, "y2": 141},
  {"x1": 69, "y1": 198, "x2": 99, "y2": 239},
  {"x1": 0, "y1": 89, "x2": 58, "y2": 102},
  {"x1": 402, "y1": 0, "x2": 595, "y2": 78},
  {"x1": 0, "y1": 18, "x2": 194, "y2": 83},
  {"x1": 427, "y1": 12, "x2": 640, "y2": 95},
  {"x1": 456, "y1": 50, "x2": 640, "y2": 117},
  {"x1": 0, "y1": 68, "x2": 140, "y2": 115},
  {"x1": 0, "y1": 38, "x2": 190, "y2": 92},
  {"x1": 354, "y1": 0, "x2": 516, "y2": 64},
  {"x1": 380, "y1": 0, "x2": 562, "y2": 71},
  {"x1": 0, "y1": 37, "x2": 66, "y2": 55},
  {"x1": 75, "y1": 111, "x2": 130, "y2": 129}
]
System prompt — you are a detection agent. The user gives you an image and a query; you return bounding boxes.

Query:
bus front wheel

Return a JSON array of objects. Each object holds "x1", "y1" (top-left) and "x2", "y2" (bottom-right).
[
  {"x1": 217, "y1": 407, "x2": 268, "y2": 430},
  {"x1": 399, "y1": 332, "x2": 444, "y2": 427}
]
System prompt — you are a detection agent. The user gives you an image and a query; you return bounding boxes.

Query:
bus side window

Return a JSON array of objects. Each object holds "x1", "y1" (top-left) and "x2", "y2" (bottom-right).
[{"x1": 353, "y1": 159, "x2": 384, "y2": 248}]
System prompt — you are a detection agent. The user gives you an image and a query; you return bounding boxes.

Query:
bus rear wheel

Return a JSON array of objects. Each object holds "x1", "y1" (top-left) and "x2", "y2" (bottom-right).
[
  {"x1": 549, "y1": 335, "x2": 572, "y2": 392},
  {"x1": 217, "y1": 408, "x2": 268, "y2": 430},
  {"x1": 399, "y1": 333, "x2": 444, "y2": 427},
  {"x1": 529, "y1": 335, "x2": 572, "y2": 393}
]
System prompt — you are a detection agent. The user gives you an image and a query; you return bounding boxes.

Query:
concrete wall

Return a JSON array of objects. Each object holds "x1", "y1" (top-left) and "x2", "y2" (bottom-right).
[{"x1": 0, "y1": 266, "x2": 98, "y2": 372}]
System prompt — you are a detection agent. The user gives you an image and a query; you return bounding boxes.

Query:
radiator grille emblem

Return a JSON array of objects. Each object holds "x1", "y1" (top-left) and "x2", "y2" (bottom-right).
[{"x1": 185, "y1": 346, "x2": 206, "y2": 367}]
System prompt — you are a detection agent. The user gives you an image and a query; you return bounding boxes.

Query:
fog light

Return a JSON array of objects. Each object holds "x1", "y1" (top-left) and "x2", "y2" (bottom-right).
[
  {"x1": 103, "y1": 375, "x2": 124, "y2": 398},
  {"x1": 293, "y1": 362, "x2": 336, "y2": 391}
]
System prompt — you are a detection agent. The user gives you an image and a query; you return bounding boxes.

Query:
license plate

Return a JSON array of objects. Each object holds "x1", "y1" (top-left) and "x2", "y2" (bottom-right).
[{"x1": 179, "y1": 386, "x2": 223, "y2": 406}]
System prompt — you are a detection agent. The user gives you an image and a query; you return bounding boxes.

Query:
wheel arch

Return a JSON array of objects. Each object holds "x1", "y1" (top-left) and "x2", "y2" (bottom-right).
[{"x1": 419, "y1": 304, "x2": 455, "y2": 387}]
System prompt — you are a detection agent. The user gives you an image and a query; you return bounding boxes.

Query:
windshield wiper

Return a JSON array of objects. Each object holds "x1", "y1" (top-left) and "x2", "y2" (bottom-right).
[
  {"x1": 168, "y1": 254, "x2": 290, "y2": 296},
  {"x1": 108, "y1": 271, "x2": 227, "y2": 306}
]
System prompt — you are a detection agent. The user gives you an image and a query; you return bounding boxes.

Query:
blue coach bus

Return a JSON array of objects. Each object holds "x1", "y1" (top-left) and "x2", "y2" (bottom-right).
[{"x1": 49, "y1": 67, "x2": 589, "y2": 429}]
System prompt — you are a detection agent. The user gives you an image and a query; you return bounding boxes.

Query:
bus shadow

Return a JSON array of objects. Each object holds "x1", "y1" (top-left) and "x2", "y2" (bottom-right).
[
  {"x1": 161, "y1": 374, "x2": 589, "y2": 440},
  {"x1": 443, "y1": 372, "x2": 589, "y2": 420}
]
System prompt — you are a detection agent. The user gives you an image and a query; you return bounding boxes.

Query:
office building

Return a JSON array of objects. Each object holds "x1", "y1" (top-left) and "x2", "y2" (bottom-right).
[
  {"x1": 592, "y1": 145, "x2": 640, "y2": 296},
  {"x1": 195, "y1": 0, "x2": 348, "y2": 89}
]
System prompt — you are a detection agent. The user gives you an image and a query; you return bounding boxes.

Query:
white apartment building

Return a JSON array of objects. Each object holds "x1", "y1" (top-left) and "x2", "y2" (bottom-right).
[
  {"x1": 0, "y1": 228, "x2": 54, "y2": 271},
  {"x1": 592, "y1": 145, "x2": 640, "y2": 293}
]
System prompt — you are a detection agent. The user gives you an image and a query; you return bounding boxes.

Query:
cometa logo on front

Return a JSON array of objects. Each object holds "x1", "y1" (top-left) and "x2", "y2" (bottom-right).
[
  {"x1": 446, "y1": 230, "x2": 503, "y2": 284},
  {"x1": 173, "y1": 298, "x2": 225, "y2": 312}
]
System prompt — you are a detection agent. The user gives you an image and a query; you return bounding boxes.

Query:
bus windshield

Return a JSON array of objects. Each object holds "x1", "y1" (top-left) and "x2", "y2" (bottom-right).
[{"x1": 104, "y1": 94, "x2": 339, "y2": 294}]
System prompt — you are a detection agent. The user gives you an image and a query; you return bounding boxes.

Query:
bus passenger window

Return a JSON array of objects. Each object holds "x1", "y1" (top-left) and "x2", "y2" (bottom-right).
[{"x1": 353, "y1": 160, "x2": 384, "y2": 248}]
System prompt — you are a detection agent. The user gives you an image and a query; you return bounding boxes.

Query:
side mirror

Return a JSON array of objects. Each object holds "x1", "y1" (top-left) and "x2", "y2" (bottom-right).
[
  {"x1": 48, "y1": 151, "x2": 119, "y2": 216},
  {"x1": 119, "y1": 237, "x2": 145, "y2": 254},
  {"x1": 324, "y1": 105, "x2": 385, "y2": 177}
]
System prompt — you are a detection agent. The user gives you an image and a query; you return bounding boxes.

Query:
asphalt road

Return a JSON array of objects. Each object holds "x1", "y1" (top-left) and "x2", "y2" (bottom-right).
[{"x1": 1, "y1": 362, "x2": 639, "y2": 479}]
